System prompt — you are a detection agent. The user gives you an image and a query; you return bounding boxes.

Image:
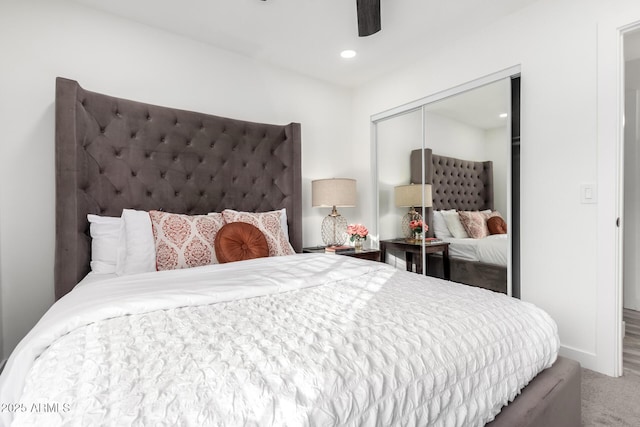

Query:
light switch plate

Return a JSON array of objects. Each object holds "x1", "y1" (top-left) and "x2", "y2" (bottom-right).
[{"x1": 580, "y1": 183, "x2": 597, "y2": 204}]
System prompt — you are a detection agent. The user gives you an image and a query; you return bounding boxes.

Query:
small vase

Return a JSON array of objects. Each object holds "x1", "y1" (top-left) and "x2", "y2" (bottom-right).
[
  {"x1": 413, "y1": 232, "x2": 423, "y2": 242},
  {"x1": 354, "y1": 238, "x2": 364, "y2": 252}
]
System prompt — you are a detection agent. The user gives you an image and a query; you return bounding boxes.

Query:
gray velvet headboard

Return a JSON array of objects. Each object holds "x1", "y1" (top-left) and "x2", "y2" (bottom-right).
[
  {"x1": 410, "y1": 148, "x2": 494, "y2": 237},
  {"x1": 55, "y1": 77, "x2": 302, "y2": 299}
]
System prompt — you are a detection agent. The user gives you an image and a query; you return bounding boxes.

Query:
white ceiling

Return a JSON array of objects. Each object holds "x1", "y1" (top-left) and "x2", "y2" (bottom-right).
[
  {"x1": 426, "y1": 79, "x2": 510, "y2": 130},
  {"x1": 73, "y1": 0, "x2": 539, "y2": 88}
]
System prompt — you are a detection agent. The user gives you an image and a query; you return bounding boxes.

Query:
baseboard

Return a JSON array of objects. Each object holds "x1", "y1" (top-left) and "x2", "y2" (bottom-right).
[{"x1": 559, "y1": 344, "x2": 597, "y2": 371}]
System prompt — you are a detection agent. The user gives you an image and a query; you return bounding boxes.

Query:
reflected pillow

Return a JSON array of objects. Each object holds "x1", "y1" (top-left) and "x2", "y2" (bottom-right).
[
  {"x1": 442, "y1": 210, "x2": 469, "y2": 239},
  {"x1": 214, "y1": 222, "x2": 269, "y2": 263},
  {"x1": 433, "y1": 210, "x2": 455, "y2": 238},
  {"x1": 487, "y1": 216, "x2": 507, "y2": 235},
  {"x1": 458, "y1": 211, "x2": 489, "y2": 239}
]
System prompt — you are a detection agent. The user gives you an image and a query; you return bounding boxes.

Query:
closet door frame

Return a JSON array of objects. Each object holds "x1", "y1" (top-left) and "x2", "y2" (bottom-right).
[{"x1": 371, "y1": 65, "x2": 520, "y2": 296}]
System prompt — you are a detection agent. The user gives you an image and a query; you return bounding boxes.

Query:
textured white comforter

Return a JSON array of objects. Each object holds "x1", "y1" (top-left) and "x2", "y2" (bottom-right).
[{"x1": 0, "y1": 254, "x2": 558, "y2": 426}]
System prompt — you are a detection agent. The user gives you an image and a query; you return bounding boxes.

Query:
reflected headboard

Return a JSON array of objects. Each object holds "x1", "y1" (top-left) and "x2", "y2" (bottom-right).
[
  {"x1": 410, "y1": 148, "x2": 494, "y2": 237},
  {"x1": 55, "y1": 77, "x2": 302, "y2": 299}
]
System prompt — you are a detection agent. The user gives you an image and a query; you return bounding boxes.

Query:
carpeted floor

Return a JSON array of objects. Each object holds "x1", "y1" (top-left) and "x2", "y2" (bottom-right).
[{"x1": 582, "y1": 368, "x2": 640, "y2": 426}]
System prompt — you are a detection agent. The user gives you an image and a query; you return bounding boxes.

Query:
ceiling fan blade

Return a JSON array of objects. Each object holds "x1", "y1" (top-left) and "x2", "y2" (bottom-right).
[{"x1": 357, "y1": 0, "x2": 381, "y2": 37}]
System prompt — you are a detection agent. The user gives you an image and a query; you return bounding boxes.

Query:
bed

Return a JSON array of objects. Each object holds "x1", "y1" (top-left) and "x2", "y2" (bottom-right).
[
  {"x1": 0, "y1": 78, "x2": 579, "y2": 426},
  {"x1": 410, "y1": 149, "x2": 508, "y2": 293}
]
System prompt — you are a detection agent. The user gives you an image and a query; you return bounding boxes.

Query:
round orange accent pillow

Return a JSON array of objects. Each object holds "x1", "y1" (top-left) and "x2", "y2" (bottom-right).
[
  {"x1": 487, "y1": 216, "x2": 507, "y2": 235},
  {"x1": 214, "y1": 222, "x2": 269, "y2": 263}
]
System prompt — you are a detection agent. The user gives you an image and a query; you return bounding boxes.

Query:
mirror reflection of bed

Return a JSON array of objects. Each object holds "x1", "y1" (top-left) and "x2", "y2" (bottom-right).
[
  {"x1": 413, "y1": 148, "x2": 507, "y2": 293},
  {"x1": 375, "y1": 78, "x2": 512, "y2": 295}
]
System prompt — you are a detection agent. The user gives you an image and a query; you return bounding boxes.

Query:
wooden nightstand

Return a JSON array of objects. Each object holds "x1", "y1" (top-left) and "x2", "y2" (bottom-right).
[
  {"x1": 303, "y1": 246, "x2": 382, "y2": 262},
  {"x1": 379, "y1": 238, "x2": 450, "y2": 279}
]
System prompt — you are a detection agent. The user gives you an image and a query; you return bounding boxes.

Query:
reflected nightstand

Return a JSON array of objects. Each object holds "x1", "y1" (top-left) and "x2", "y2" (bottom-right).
[{"x1": 379, "y1": 238, "x2": 450, "y2": 279}]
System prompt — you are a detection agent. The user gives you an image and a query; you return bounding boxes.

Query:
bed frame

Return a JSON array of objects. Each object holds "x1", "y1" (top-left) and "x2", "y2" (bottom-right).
[
  {"x1": 54, "y1": 77, "x2": 301, "y2": 300},
  {"x1": 410, "y1": 148, "x2": 507, "y2": 293},
  {"x1": 54, "y1": 79, "x2": 579, "y2": 426}
]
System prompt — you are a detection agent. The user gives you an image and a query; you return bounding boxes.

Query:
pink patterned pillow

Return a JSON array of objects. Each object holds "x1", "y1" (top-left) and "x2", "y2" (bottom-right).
[
  {"x1": 458, "y1": 211, "x2": 489, "y2": 239},
  {"x1": 222, "y1": 209, "x2": 295, "y2": 257},
  {"x1": 149, "y1": 211, "x2": 226, "y2": 271}
]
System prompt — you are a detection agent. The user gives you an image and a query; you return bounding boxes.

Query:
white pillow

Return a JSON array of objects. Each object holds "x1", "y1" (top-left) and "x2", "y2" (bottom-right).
[
  {"x1": 433, "y1": 209, "x2": 455, "y2": 239},
  {"x1": 116, "y1": 209, "x2": 156, "y2": 276},
  {"x1": 87, "y1": 214, "x2": 121, "y2": 274},
  {"x1": 442, "y1": 210, "x2": 469, "y2": 239}
]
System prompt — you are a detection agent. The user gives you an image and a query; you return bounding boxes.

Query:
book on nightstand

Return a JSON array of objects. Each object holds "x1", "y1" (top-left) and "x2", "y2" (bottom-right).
[
  {"x1": 424, "y1": 237, "x2": 443, "y2": 244},
  {"x1": 325, "y1": 245, "x2": 353, "y2": 253}
]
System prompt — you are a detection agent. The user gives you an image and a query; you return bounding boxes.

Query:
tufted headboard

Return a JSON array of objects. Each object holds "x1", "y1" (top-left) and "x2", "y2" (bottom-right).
[
  {"x1": 410, "y1": 148, "x2": 493, "y2": 237},
  {"x1": 55, "y1": 77, "x2": 302, "y2": 299}
]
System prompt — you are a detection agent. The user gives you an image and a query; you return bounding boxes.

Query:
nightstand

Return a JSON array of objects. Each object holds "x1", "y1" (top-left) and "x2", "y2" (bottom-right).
[
  {"x1": 303, "y1": 246, "x2": 382, "y2": 262},
  {"x1": 379, "y1": 238, "x2": 450, "y2": 279}
]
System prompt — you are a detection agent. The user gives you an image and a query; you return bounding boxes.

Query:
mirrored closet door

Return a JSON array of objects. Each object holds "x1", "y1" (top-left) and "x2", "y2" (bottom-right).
[{"x1": 372, "y1": 70, "x2": 519, "y2": 297}]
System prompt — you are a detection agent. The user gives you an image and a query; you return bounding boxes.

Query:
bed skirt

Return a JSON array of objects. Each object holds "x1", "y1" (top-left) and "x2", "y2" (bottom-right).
[
  {"x1": 427, "y1": 254, "x2": 507, "y2": 293},
  {"x1": 488, "y1": 356, "x2": 581, "y2": 427}
]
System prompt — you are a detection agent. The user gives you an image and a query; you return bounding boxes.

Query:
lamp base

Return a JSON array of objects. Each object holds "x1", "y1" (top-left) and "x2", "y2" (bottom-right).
[
  {"x1": 321, "y1": 214, "x2": 348, "y2": 246},
  {"x1": 401, "y1": 210, "x2": 423, "y2": 240}
]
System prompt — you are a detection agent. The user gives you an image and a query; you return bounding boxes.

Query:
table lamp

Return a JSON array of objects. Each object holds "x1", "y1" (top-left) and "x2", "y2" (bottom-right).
[
  {"x1": 394, "y1": 183, "x2": 432, "y2": 239},
  {"x1": 312, "y1": 178, "x2": 356, "y2": 246}
]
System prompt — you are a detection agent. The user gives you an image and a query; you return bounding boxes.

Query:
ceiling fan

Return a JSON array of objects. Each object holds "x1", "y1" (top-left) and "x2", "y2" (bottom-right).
[
  {"x1": 356, "y1": 0, "x2": 381, "y2": 37},
  {"x1": 260, "y1": 0, "x2": 381, "y2": 37}
]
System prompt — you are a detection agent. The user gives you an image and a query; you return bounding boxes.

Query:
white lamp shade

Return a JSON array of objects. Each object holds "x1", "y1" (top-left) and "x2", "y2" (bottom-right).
[
  {"x1": 394, "y1": 184, "x2": 432, "y2": 208},
  {"x1": 312, "y1": 178, "x2": 357, "y2": 207}
]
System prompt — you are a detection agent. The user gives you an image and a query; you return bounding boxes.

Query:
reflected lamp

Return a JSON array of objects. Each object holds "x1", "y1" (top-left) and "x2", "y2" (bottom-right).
[
  {"x1": 394, "y1": 183, "x2": 432, "y2": 239},
  {"x1": 312, "y1": 178, "x2": 357, "y2": 246}
]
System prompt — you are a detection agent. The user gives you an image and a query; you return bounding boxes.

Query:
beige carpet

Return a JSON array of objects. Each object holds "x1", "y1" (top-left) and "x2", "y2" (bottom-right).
[{"x1": 582, "y1": 368, "x2": 640, "y2": 426}]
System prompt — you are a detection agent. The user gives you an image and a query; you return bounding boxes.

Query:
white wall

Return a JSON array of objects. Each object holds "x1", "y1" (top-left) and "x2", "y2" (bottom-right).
[
  {"x1": 353, "y1": 0, "x2": 640, "y2": 374},
  {"x1": 425, "y1": 113, "x2": 486, "y2": 160},
  {"x1": 0, "y1": 0, "x2": 354, "y2": 357}
]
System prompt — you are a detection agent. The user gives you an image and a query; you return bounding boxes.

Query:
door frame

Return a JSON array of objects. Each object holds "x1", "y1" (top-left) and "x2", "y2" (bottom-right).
[
  {"x1": 597, "y1": 19, "x2": 640, "y2": 377},
  {"x1": 616, "y1": 22, "x2": 640, "y2": 376}
]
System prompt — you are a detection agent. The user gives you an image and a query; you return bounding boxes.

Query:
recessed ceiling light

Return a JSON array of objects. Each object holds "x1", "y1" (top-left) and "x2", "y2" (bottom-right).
[
  {"x1": 340, "y1": 50, "x2": 357, "y2": 59},
  {"x1": 499, "y1": 113, "x2": 508, "y2": 118}
]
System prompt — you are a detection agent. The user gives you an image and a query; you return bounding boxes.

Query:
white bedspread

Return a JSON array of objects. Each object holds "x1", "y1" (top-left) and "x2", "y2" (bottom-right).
[
  {"x1": 443, "y1": 234, "x2": 508, "y2": 266},
  {"x1": 0, "y1": 254, "x2": 558, "y2": 426}
]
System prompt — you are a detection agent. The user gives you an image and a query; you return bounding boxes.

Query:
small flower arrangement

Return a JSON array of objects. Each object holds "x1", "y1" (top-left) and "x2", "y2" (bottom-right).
[
  {"x1": 409, "y1": 219, "x2": 426, "y2": 234},
  {"x1": 347, "y1": 224, "x2": 368, "y2": 242}
]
